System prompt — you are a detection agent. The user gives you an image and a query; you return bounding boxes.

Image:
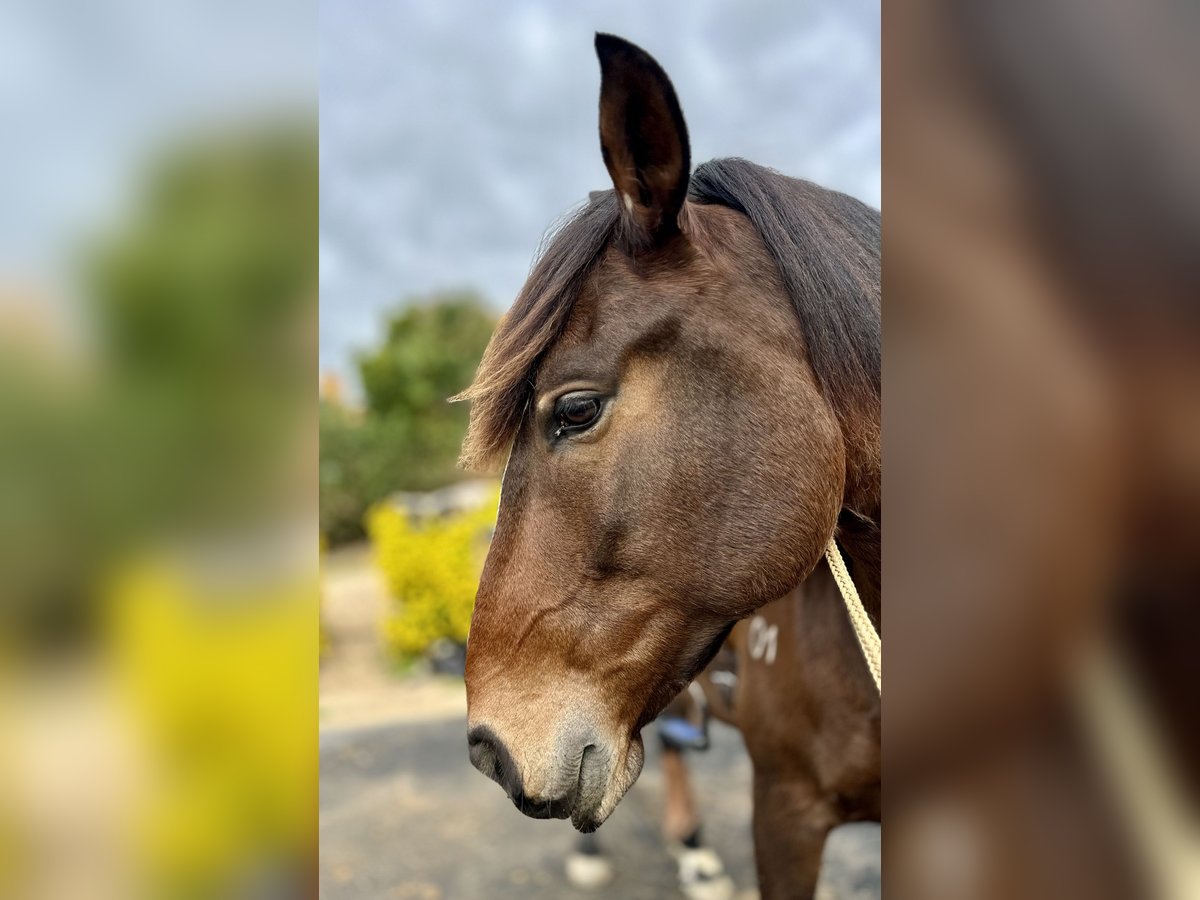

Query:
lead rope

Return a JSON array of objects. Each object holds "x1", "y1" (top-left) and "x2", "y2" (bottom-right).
[{"x1": 824, "y1": 537, "x2": 881, "y2": 693}]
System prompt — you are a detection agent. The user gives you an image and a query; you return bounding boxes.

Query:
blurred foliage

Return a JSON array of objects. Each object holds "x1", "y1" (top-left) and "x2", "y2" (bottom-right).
[
  {"x1": 90, "y1": 124, "x2": 316, "y2": 529},
  {"x1": 319, "y1": 293, "x2": 494, "y2": 544},
  {"x1": 1, "y1": 121, "x2": 316, "y2": 644},
  {"x1": 366, "y1": 491, "x2": 498, "y2": 658},
  {"x1": 0, "y1": 352, "x2": 114, "y2": 638}
]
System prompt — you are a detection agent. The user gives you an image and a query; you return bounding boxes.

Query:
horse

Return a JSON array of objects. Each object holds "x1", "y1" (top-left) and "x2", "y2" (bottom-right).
[{"x1": 459, "y1": 34, "x2": 880, "y2": 899}]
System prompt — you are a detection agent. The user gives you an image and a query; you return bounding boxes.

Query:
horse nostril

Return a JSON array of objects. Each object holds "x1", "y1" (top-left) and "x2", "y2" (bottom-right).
[
  {"x1": 466, "y1": 726, "x2": 491, "y2": 752},
  {"x1": 467, "y1": 727, "x2": 497, "y2": 777},
  {"x1": 467, "y1": 725, "x2": 593, "y2": 821},
  {"x1": 467, "y1": 725, "x2": 521, "y2": 795}
]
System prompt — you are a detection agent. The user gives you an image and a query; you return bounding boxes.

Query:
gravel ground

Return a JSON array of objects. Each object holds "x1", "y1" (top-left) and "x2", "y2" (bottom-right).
[{"x1": 319, "y1": 715, "x2": 879, "y2": 899}]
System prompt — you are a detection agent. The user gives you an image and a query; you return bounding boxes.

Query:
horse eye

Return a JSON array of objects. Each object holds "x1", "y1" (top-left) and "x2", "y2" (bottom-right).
[{"x1": 554, "y1": 394, "x2": 603, "y2": 433}]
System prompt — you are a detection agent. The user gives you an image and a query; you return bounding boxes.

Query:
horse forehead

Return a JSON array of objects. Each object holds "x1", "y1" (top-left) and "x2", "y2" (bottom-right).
[
  {"x1": 533, "y1": 276, "x2": 685, "y2": 373},
  {"x1": 534, "y1": 209, "x2": 775, "y2": 384},
  {"x1": 579, "y1": 207, "x2": 779, "y2": 329},
  {"x1": 584, "y1": 253, "x2": 696, "y2": 322}
]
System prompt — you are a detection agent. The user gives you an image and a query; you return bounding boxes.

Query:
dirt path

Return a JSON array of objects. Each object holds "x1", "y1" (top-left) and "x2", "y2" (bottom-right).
[{"x1": 320, "y1": 542, "x2": 465, "y2": 729}]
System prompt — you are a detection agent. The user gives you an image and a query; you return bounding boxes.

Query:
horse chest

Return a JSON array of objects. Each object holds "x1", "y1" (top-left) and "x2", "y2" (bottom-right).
[{"x1": 733, "y1": 584, "x2": 880, "y2": 799}]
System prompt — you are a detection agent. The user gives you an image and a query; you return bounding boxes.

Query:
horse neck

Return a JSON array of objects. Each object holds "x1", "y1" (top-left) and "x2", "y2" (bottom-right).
[
  {"x1": 835, "y1": 506, "x2": 881, "y2": 629},
  {"x1": 780, "y1": 376, "x2": 880, "y2": 625},
  {"x1": 835, "y1": 404, "x2": 881, "y2": 627},
  {"x1": 837, "y1": 395, "x2": 880, "y2": 515}
]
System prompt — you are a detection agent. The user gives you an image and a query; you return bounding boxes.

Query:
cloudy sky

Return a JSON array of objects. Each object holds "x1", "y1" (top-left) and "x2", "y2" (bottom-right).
[
  {"x1": 320, "y1": 0, "x2": 879, "y2": 390},
  {"x1": 0, "y1": 0, "x2": 312, "y2": 331}
]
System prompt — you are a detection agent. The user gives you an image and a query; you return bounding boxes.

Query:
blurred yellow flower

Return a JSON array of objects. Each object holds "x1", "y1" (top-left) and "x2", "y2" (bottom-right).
[
  {"x1": 105, "y1": 554, "x2": 316, "y2": 895},
  {"x1": 367, "y1": 489, "x2": 498, "y2": 659}
]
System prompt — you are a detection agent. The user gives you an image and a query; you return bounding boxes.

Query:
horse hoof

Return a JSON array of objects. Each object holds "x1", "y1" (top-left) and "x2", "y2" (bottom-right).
[
  {"x1": 671, "y1": 845, "x2": 736, "y2": 900},
  {"x1": 565, "y1": 851, "x2": 615, "y2": 890}
]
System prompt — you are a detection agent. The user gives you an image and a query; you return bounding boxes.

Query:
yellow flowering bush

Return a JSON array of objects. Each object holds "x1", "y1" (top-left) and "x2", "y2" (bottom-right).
[
  {"x1": 367, "y1": 488, "x2": 498, "y2": 658},
  {"x1": 105, "y1": 555, "x2": 317, "y2": 896}
]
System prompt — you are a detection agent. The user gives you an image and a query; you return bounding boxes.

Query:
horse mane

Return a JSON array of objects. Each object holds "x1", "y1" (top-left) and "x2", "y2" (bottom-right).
[
  {"x1": 453, "y1": 191, "x2": 620, "y2": 470},
  {"x1": 456, "y1": 158, "x2": 880, "y2": 470}
]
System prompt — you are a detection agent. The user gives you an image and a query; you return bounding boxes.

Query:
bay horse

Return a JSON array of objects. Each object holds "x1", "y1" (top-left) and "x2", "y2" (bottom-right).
[{"x1": 459, "y1": 34, "x2": 880, "y2": 898}]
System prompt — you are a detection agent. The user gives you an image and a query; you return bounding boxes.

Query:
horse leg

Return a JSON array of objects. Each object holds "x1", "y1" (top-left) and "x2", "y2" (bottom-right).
[
  {"x1": 661, "y1": 744, "x2": 735, "y2": 900},
  {"x1": 661, "y1": 744, "x2": 700, "y2": 844},
  {"x1": 751, "y1": 771, "x2": 838, "y2": 900}
]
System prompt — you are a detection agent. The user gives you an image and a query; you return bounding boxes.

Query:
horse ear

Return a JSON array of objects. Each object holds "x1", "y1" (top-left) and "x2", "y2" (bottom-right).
[{"x1": 595, "y1": 34, "x2": 691, "y2": 248}]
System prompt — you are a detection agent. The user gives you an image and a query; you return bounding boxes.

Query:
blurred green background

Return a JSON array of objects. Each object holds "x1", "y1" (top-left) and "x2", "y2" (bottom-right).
[{"x1": 3, "y1": 122, "x2": 316, "y2": 643}]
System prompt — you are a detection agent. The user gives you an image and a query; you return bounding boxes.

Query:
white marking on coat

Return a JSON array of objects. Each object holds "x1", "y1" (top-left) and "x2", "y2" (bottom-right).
[{"x1": 748, "y1": 615, "x2": 778, "y2": 666}]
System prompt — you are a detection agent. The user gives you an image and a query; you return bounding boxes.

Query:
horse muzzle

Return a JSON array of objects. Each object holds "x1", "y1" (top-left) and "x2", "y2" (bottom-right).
[{"x1": 466, "y1": 722, "x2": 638, "y2": 831}]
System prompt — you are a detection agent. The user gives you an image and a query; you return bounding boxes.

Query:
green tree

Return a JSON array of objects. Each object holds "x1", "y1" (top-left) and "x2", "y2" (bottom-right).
[
  {"x1": 358, "y1": 293, "x2": 495, "y2": 418},
  {"x1": 318, "y1": 293, "x2": 495, "y2": 544}
]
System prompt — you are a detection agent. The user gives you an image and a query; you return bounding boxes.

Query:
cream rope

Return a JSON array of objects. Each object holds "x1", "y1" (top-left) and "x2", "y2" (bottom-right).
[
  {"x1": 824, "y1": 537, "x2": 881, "y2": 693},
  {"x1": 1075, "y1": 645, "x2": 1200, "y2": 899}
]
